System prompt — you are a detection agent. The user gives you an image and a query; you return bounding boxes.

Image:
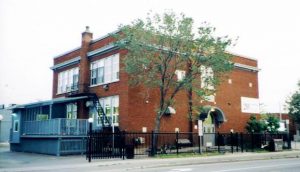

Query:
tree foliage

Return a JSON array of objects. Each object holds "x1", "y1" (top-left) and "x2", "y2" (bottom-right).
[
  {"x1": 287, "y1": 81, "x2": 300, "y2": 126},
  {"x1": 113, "y1": 11, "x2": 234, "y2": 132},
  {"x1": 265, "y1": 115, "x2": 280, "y2": 133},
  {"x1": 246, "y1": 115, "x2": 266, "y2": 133}
]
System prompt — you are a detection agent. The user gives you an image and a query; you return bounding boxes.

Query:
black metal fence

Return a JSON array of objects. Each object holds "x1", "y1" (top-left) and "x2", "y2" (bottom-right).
[{"x1": 86, "y1": 131, "x2": 291, "y2": 162}]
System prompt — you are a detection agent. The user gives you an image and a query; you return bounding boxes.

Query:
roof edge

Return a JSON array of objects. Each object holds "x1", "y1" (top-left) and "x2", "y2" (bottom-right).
[
  {"x1": 53, "y1": 29, "x2": 120, "y2": 59},
  {"x1": 227, "y1": 51, "x2": 258, "y2": 61}
]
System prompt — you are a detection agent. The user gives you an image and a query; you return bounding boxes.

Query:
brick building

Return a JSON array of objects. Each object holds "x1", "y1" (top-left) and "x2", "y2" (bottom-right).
[{"x1": 50, "y1": 27, "x2": 259, "y2": 133}]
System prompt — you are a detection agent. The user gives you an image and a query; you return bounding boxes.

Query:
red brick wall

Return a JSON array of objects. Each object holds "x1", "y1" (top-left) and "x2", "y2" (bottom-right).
[
  {"x1": 215, "y1": 68, "x2": 259, "y2": 133},
  {"x1": 52, "y1": 33, "x2": 259, "y2": 133}
]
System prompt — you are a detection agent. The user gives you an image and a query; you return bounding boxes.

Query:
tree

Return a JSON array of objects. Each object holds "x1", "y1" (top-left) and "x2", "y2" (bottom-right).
[
  {"x1": 113, "y1": 11, "x2": 233, "y2": 133},
  {"x1": 287, "y1": 81, "x2": 300, "y2": 128},
  {"x1": 265, "y1": 115, "x2": 280, "y2": 133},
  {"x1": 246, "y1": 115, "x2": 266, "y2": 133}
]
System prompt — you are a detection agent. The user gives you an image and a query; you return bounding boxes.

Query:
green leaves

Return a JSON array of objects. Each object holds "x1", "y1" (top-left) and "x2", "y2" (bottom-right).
[
  {"x1": 113, "y1": 10, "x2": 235, "y2": 131},
  {"x1": 246, "y1": 115, "x2": 266, "y2": 133},
  {"x1": 287, "y1": 81, "x2": 300, "y2": 125}
]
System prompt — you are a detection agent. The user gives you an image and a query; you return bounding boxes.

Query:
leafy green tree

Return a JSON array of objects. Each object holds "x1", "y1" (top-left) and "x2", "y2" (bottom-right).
[
  {"x1": 265, "y1": 115, "x2": 280, "y2": 133},
  {"x1": 287, "y1": 81, "x2": 300, "y2": 128},
  {"x1": 113, "y1": 11, "x2": 233, "y2": 133},
  {"x1": 246, "y1": 115, "x2": 266, "y2": 133}
]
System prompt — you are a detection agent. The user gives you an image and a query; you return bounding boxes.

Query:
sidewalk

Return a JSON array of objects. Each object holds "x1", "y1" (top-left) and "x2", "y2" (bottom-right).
[{"x1": 1, "y1": 146, "x2": 300, "y2": 171}]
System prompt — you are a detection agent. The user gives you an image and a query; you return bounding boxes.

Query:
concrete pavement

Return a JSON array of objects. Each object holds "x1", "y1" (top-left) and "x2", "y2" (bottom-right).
[{"x1": 1, "y1": 143, "x2": 300, "y2": 172}]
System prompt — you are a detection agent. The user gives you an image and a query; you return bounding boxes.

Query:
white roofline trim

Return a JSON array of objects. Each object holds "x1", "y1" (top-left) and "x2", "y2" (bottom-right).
[
  {"x1": 87, "y1": 44, "x2": 119, "y2": 58},
  {"x1": 53, "y1": 46, "x2": 80, "y2": 59},
  {"x1": 91, "y1": 29, "x2": 120, "y2": 43},
  {"x1": 50, "y1": 56, "x2": 81, "y2": 70},
  {"x1": 234, "y1": 63, "x2": 260, "y2": 72},
  {"x1": 53, "y1": 30, "x2": 120, "y2": 59},
  {"x1": 12, "y1": 96, "x2": 89, "y2": 109}
]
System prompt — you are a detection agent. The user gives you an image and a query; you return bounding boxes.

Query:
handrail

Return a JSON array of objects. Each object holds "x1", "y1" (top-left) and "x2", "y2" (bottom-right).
[{"x1": 22, "y1": 118, "x2": 88, "y2": 136}]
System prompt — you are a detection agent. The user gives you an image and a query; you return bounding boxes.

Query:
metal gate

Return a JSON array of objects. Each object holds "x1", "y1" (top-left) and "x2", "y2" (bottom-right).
[{"x1": 86, "y1": 131, "x2": 125, "y2": 162}]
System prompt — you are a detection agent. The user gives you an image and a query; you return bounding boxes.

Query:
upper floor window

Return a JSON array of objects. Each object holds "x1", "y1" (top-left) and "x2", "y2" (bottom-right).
[
  {"x1": 57, "y1": 67, "x2": 79, "y2": 94},
  {"x1": 90, "y1": 53, "x2": 119, "y2": 86},
  {"x1": 201, "y1": 66, "x2": 215, "y2": 102},
  {"x1": 200, "y1": 66, "x2": 214, "y2": 90},
  {"x1": 175, "y1": 70, "x2": 186, "y2": 81}
]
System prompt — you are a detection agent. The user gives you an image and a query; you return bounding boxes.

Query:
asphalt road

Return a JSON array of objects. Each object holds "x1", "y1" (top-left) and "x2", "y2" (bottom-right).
[
  {"x1": 2, "y1": 143, "x2": 300, "y2": 172},
  {"x1": 18, "y1": 158, "x2": 298, "y2": 172}
]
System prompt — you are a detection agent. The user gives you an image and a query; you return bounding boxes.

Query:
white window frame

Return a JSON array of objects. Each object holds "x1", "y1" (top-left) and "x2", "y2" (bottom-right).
[
  {"x1": 200, "y1": 66, "x2": 214, "y2": 90},
  {"x1": 57, "y1": 67, "x2": 79, "y2": 94},
  {"x1": 96, "y1": 95, "x2": 119, "y2": 126},
  {"x1": 90, "y1": 53, "x2": 120, "y2": 86},
  {"x1": 175, "y1": 70, "x2": 186, "y2": 81},
  {"x1": 66, "y1": 103, "x2": 77, "y2": 119},
  {"x1": 201, "y1": 66, "x2": 215, "y2": 102}
]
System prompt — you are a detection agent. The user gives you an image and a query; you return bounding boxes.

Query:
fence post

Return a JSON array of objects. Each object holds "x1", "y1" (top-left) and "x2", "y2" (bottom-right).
[
  {"x1": 198, "y1": 134, "x2": 202, "y2": 154},
  {"x1": 217, "y1": 132, "x2": 220, "y2": 153},
  {"x1": 240, "y1": 133, "x2": 244, "y2": 153},
  {"x1": 264, "y1": 132, "x2": 267, "y2": 145},
  {"x1": 88, "y1": 122, "x2": 92, "y2": 163},
  {"x1": 287, "y1": 133, "x2": 291, "y2": 149},
  {"x1": 230, "y1": 132, "x2": 234, "y2": 154},
  {"x1": 176, "y1": 131, "x2": 179, "y2": 155},
  {"x1": 251, "y1": 132, "x2": 254, "y2": 152},
  {"x1": 235, "y1": 132, "x2": 238, "y2": 152},
  {"x1": 122, "y1": 131, "x2": 126, "y2": 160},
  {"x1": 150, "y1": 131, "x2": 155, "y2": 156}
]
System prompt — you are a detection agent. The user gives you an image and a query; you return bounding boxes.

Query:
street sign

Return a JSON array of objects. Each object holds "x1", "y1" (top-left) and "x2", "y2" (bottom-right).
[{"x1": 198, "y1": 120, "x2": 203, "y2": 136}]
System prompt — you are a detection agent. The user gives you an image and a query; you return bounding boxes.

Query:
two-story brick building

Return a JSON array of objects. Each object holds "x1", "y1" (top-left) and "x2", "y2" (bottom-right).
[
  {"x1": 10, "y1": 27, "x2": 260, "y2": 155},
  {"x1": 51, "y1": 26, "x2": 259, "y2": 133}
]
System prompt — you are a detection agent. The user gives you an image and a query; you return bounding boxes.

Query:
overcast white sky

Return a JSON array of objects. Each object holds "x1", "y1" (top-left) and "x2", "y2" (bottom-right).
[{"x1": 0, "y1": 0, "x2": 299, "y2": 113}]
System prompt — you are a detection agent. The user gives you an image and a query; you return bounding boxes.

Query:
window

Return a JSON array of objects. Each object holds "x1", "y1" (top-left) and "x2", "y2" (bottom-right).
[
  {"x1": 57, "y1": 67, "x2": 79, "y2": 94},
  {"x1": 200, "y1": 66, "x2": 214, "y2": 90},
  {"x1": 201, "y1": 66, "x2": 215, "y2": 102},
  {"x1": 91, "y1": 60, "x2": 104, "y2": 85},
  {"x1": 90, "y1": 53, "x2": 119, "y2": 86},
  {"x1": 97, "y1": 95, "x2": 119, "y2": 126},
  {"x1": 66, "y1": 103, "x2": 77, "y2": 119},
  {"x1": 13, "y1": 120, "x2": 19, "y2": 132},
  {"x1": 175, "y1": 70, "x2": 186, "y2": 81}
]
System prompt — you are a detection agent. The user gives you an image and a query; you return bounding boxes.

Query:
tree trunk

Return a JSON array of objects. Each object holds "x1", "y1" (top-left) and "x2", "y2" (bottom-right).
[
  {"x1": 187, "y1": 60, "x2": 194, "y2": 143},
  {"x1": 152, "y1": 113, "x2": 161, "y2": 156},
  {"x1": 188, "y1": 87, "x2": 194, "y2": 143}
]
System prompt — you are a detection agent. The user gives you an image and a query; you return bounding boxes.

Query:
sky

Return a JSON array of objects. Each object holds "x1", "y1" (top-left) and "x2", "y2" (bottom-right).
[{"x1": 0, "y1": 0, "x2": 299, "y2": 113}]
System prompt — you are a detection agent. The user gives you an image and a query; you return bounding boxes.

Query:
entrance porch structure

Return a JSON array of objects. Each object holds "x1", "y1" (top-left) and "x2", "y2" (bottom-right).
[
  {"x1": 9, "y1": 96, "x2": 108, "y2": 156},
  {"x1": 199, "y1": 105, "x2": 227, "y2": 147}
]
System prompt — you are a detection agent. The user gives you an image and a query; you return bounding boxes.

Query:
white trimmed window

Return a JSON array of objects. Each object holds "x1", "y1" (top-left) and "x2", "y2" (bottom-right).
[
  {"x1": 90, "y1": 53, "x2": 119, "y2": 86},
  {"x1": 201, "y1": 66, "x2": 215, "y2": 102},
  {"x1": 175, "y1": 70, "x2": 186, "y2": 81},
  {"x1": 57, "y1": 67, "x2": 79, "y2": 94},
  {"x1": 66, "y1": 103, "x2": 77, "y2": 119},
  {"x1": 97, "y1": 95, "x2": 119, "y2": 126},
  {"x1": 200, "y1": 66, "x2": 214, "y2": 90}
]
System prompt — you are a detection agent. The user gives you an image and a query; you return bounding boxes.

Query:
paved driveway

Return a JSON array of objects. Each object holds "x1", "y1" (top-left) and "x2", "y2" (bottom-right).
[{"x1": 0, "y1": 143, "x2": 89, "y2": 169}]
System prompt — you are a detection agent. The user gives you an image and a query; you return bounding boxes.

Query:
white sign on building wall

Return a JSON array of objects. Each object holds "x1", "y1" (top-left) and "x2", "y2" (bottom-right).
[{"x1": 241, "y1": 97, "x2": 260, "y2": 114}]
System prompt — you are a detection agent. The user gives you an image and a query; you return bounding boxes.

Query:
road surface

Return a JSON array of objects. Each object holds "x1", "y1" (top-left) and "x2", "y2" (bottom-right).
[{"x1": 23, "y1": 158, "x2": 300, "y2": 172}]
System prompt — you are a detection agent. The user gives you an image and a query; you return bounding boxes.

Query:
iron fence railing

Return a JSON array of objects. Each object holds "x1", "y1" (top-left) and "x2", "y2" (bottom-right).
[
  {"x1": 22, "y1": 118, "x2": 88, "y2": 136},
  {"x1": 86, "y1": 131, "x2": 292, "y2": 161}
]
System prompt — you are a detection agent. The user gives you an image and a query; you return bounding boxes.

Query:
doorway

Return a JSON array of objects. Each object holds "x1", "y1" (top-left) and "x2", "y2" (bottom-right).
[{"x1": 203, "y1": 113, "x2": 215, "y2": 147}]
